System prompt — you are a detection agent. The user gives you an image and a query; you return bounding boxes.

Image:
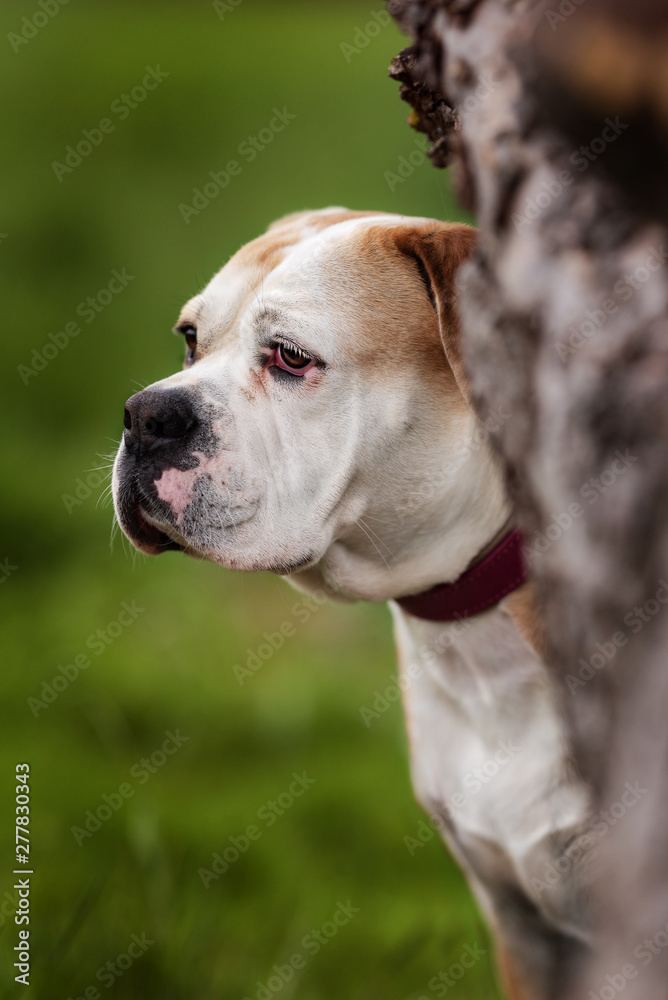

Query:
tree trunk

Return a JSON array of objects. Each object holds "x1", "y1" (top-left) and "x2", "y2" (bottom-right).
[{"x1": 388, "y1": 2, "x2": 668, "y2": 997}]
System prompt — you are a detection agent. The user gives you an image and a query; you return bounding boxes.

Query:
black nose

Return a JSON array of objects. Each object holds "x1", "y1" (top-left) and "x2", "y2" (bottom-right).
[{"x1": 123, "y1": 389, "x2": 197, "y2": 454}]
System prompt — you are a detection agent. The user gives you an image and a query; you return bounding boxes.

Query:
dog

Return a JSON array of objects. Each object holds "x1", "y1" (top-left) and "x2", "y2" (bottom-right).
[{"x1": 113, "y1": 208, "x2": 594, "y2": 999}]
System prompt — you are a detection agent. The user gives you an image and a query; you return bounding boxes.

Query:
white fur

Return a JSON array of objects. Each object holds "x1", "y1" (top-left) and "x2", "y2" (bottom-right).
[{"x1": 391, "y1": 603, "x2": 592, "y2": 942}]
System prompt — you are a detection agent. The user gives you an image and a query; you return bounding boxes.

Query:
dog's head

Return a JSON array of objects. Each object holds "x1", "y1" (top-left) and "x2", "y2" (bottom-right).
[{"x1": 113, "y1": 209, "x2": 508, "y2": 600}]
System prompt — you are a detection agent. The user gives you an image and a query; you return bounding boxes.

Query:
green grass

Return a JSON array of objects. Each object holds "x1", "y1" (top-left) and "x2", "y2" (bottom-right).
[{"x1": 0, "y1": 2, "x2": 495, "y2": 997}]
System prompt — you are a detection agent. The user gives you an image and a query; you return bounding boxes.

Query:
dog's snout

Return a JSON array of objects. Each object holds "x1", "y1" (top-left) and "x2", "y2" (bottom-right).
[{"x1": 123, "y1": 390, "x2": 197, "y2": 454}]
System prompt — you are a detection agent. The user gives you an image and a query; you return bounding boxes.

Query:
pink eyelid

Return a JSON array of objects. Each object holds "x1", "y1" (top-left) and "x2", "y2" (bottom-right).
[{"x1": 271, "y1": 344, "x2": 316, "y2": 375}]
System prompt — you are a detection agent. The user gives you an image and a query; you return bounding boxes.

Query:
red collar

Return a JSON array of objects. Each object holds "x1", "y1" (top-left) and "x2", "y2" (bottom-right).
[{"x1": 395, "y1": 529, "x2": 528, "y2": 622}]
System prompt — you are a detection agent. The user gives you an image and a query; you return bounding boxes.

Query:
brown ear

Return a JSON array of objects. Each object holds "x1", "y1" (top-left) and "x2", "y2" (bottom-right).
[{"x1": 392, "y1": 222, "x2": 477, "y2": 404}]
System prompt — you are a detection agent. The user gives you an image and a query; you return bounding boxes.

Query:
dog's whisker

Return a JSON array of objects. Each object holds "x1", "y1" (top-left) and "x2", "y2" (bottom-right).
[
  {"x1": 109, "y1": 517, "x2": 120, "y2": 551},
  {"x1": 97, "y1": 485, "x2": 115, "y2": 511},
  {"x1": 360, "y1": 514, "x2": 402, "y2": 529},
  {"x1": 246, "y1": 276, "x2": 263, "y2": 317},
  {"x1": 355, "y1": 519, "x2": 393, "y2": 571},
  {"x1": 359, "y1": 517, "x2": 398, "y2": 563}
]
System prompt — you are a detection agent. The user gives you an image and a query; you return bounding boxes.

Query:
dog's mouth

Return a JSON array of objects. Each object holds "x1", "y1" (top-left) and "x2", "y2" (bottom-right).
[
  {"x1": 133, "y1": 499, "x2": 185, "y2": 555},
  {"x1": 115, "y1": 459, "x2": 264, "y2": 560},
  {"x1": 115, "y1": 480, "x2": 186, "y2": 556}
]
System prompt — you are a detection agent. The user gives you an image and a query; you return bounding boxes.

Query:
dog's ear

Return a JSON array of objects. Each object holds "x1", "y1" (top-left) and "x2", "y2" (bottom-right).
[{"x1": 391, "y1": 222, "x2": 477, "y2": 404}]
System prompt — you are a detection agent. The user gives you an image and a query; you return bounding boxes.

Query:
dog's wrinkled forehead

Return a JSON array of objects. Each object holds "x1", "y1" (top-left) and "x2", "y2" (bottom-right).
[{"x1": 176, "y1": 210, "x2": 447, "y2": 367}]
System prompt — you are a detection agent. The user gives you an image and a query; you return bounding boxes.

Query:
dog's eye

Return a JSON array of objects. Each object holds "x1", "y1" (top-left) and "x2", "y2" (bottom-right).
[
  {"x1": 176, "y1": 324, "x2": 197, "y2": 366},
  {"x1": 275, "y1": 342, "x2": 313, "y2": 373}
]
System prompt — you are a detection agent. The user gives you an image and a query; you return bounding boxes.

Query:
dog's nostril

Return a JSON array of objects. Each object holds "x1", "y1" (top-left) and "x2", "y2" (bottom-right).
[
  {"x1": 123, "y1": 407, "x2": 132, "y2": 431},
  {"x1": 162, "y1": 412, "x2": 194, "y2": 439},
  {"x1": 142, "y1": 411, "x2": 193, "y2": 440}
]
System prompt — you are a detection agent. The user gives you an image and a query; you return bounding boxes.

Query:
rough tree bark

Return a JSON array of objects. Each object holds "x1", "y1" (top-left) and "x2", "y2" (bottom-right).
[{"x1": 388, "y1": 2, "x2": 668, "y2": 998}]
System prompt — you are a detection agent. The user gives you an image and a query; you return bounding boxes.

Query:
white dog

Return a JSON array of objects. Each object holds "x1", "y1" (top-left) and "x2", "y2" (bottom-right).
[{"x1": 113, "y1": 209, "x2": 594, "y2": 999}]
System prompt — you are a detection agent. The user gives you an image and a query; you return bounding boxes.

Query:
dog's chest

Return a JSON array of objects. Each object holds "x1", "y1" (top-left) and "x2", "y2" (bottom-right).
[{"x1": 391, "y1": 601, "x2": 591, "y2": 929}]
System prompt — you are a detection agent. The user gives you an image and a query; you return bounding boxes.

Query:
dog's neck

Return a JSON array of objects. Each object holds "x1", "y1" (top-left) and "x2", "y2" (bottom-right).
[{"x1": 286, "y1": 424, "x2": 513, "y2": 605}]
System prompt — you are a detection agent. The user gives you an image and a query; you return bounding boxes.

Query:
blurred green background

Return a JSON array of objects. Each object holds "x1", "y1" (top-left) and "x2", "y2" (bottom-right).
[{"x1": 0, "y1": 2, "x2": 497, "y2": 998}]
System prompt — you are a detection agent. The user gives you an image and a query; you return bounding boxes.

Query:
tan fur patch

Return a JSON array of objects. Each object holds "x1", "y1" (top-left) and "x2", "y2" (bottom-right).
[
  {"x1": 224, "y1": 210, "x2": 390, "y2": 308},
  {"x1": 300, "y1": 219, "x2": 476, "y2": 408},
  {"x1": 502, "y1": 581, "x2": 548, "y2": 659},
  {"x1": 496, "y1": 943, "x2": 541, "y2": 1000},
  {"x1": 267, "y1": 207, "x2": 387, "y2": 235}
]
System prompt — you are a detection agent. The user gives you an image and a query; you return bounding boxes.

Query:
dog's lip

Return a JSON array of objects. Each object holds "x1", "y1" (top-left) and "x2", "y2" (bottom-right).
[
  {"x1": 116, "y1": 465, "x2": 265, "y2": 559},
  {"x1": 130, "y1": 497, "x2": 185, "y2": 555}
]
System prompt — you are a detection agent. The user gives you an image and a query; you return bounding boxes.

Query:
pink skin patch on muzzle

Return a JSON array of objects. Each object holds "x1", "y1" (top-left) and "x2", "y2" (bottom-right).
[{"x1": 154, "y1": 462, "x2": 207, "y2": 524}]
